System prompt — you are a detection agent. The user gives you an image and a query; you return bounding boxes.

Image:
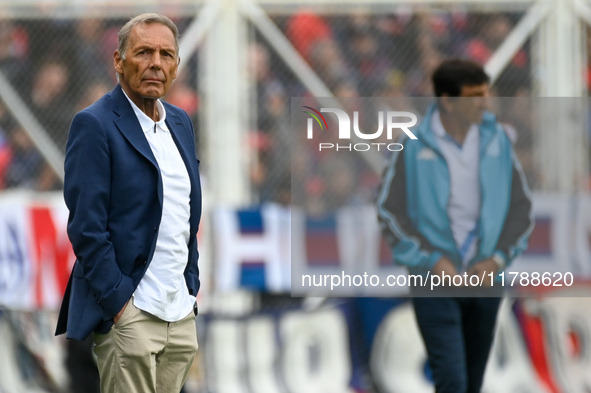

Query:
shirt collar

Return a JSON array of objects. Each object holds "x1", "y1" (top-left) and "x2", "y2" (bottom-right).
[
  {"x1": 121, "y1": 89, "x2": 168, "y2": 134},
  {"x1": 431, "y1": 109, "x2": 446, "y2": 137},
  {"x1": 431, "y1": 109, "x2": 478, "y2": 140}
]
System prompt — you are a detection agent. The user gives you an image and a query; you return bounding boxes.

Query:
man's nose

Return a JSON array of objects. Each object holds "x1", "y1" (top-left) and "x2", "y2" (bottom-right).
[{"x1": 150, "y1": 53, "x2": 162, "y2": 69}]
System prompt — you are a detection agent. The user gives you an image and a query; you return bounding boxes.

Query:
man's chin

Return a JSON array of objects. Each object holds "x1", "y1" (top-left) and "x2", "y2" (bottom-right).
[{"x1": 140, "y1": 90, "x2": 165, "y2": 100}]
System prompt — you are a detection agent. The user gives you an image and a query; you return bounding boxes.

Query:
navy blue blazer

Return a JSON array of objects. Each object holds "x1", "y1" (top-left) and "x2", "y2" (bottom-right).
[{"x1": 56, "y1": 85, "x2": 201, "y2": 340}]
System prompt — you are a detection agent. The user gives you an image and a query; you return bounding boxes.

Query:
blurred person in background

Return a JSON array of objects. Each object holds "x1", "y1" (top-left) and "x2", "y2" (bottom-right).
[
  {"x1": 257, "y1": 81, "x2": 291, "y2": 203},
  {"x1": 35, "y1": 162, "x2": 61, "y2": 191},
  {"x1": 287, "y1": 9, "x2": 332, "y2": 63},
  {"x1": 3, "y1": 123, "x2": 44, "y2": 190},
  {"x1": 464, "y1": 15, "x2": 516, "y2": 65},
  {"x1": 73, "y1": 18, "x2": 112, "y2": 86},
  {"x1": 463, "y1": 14, "x2": 529, "y2": 93},
  {"x1": 344, "y1": 13, "x2": 392, "y2": 96},
  {"x1": 55, "y1": 13, "x2": 201, "y2": 393},
  {"x1": 165, "y1": 68, "x2": 199, "y2": 127},
  {"x1": 248, "y1": 43, "x2": 285, "y2": 134},
  {"x1": 377, "y1": 59, "x2": 533, "y2": 393},
  {"x1": 29, "y1": 60, "x2": 75, "y2": 149},
  {"x1": 75, "y1": 80, "x2": 111, "y2": 112},
  {"x1": 309, "y1": 38, "x2": 352, "y2": 90},
  {"x1": 0, "y1": 108, "x2": 60, "y2": 191},
  {"x1": 0, "y1": 20, "x2": 29, "y2": 88}
]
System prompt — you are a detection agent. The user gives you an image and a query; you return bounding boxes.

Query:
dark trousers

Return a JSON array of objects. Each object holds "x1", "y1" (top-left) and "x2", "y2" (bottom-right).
[
  {"x1": 412, "y1": 297, "x2": 501, "y2": 393},
  {"x1": 66, "y1": 336, "x2": 100, "y2": 393}
]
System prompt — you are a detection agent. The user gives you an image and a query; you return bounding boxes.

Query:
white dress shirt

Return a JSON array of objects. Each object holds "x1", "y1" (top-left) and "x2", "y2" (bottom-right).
[
  {"x1": 431, "y1": 110, "x2": 481, "y2": 268},
  {"x1": 123, "y1": 91, "x2": 195, "y2": 321}
]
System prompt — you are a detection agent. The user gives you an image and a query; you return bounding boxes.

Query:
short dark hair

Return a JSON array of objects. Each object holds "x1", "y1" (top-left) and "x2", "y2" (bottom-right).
[{"x1": 431, "y1": 59, "x2": 490, "y2": 97}]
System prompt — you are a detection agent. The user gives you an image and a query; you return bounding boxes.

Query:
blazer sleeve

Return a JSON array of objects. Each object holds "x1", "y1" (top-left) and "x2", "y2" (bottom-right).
[
  {"x1": 494, "y1": 151, "x2": 534, "y2": 266},
  {"x1": 377, "y1": 146, "x2": 444, "y2": 271},
  {"x1": 64, "y1": 111, "x2": 134, "y2": 321}
]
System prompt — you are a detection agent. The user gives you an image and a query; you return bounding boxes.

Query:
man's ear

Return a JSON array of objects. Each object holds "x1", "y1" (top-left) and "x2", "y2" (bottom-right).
[
  {"x1": 171, "y1": 56, "x2": 180, "y2": 80},
  {"x1": 113, "y1": 50, "x2": 123, "y2": 75}
]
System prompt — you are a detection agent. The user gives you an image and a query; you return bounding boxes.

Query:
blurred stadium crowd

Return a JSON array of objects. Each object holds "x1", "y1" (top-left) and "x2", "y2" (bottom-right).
[
  {"x1": 0, "y1": 10, "x2": 536, "y2": 207},
  {"x1": 251, "y1": 10, "x2": 537, "y2": 212},
  {"x1": 0, "y1": 17, "x2": 200, "y2": 192}
]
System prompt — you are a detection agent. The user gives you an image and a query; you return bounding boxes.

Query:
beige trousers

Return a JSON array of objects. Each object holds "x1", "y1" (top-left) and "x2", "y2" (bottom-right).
[{"x1": 93, "y1": 300, "x2": 198, "y2": 393}]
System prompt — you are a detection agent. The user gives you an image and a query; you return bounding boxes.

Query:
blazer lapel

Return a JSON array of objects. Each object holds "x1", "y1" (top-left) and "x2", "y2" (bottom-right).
[
  {"x1": 166, "y1": 113, "x2": 198, "y2": 189},
  {"x1": 111, "y1": 85, "x2": 159, "y2": 170}
]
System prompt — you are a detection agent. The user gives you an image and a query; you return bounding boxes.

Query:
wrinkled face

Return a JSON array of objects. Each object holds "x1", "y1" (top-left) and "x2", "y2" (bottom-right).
[{"x1": 113, "y1": 22, "x2": 179, "y2": 102}]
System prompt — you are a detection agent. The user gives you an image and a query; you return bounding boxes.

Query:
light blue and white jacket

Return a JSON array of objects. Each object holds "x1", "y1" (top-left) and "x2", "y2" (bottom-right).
[{"x1": 377, "y1": 104, "x2": 534, "y2": 276}]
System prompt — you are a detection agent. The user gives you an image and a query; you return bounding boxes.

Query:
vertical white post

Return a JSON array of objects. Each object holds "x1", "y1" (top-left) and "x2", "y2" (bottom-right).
[
  {"x1": 202, "y1": 0, "x2": 250, "y2": 206},
  {"x1": 536, "y1": 0, "x2": 588, "y2": 192}
]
